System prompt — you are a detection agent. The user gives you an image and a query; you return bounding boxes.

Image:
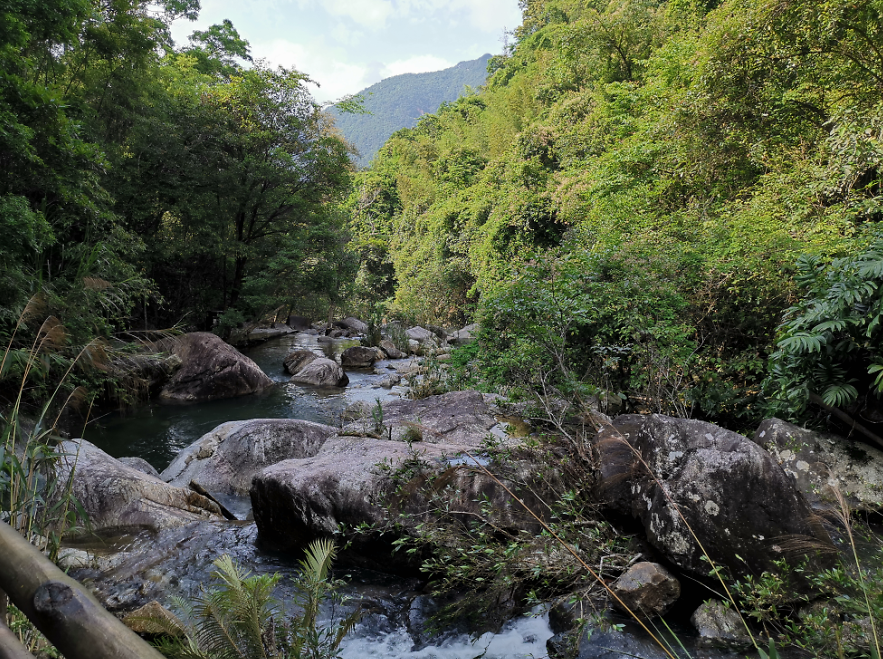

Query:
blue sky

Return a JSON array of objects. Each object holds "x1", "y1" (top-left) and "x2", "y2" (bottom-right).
[{"x1": 170, "y1": 0, "x2": 523, "y2": 103}]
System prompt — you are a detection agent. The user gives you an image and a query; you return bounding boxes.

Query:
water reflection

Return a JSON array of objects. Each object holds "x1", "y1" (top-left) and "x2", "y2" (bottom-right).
[{"x1": 84, "y1": 333, "x2": 408, "y2": 470}]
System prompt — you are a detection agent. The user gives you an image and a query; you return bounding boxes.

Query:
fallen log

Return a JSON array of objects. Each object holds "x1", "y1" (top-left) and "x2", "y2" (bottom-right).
[{"x1": 0, "y1": 521, "x2": 163, "y2": 659}]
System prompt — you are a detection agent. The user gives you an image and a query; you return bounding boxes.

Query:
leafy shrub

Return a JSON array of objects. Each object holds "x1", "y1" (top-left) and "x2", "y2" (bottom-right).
[{"x1": 766, "y1": 230, "x2": 883, "y2": 422}]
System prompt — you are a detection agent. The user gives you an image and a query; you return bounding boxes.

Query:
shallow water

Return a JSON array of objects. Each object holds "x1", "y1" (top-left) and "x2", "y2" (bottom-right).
[{"x1": 84, "y1": 333, "x2": 409, "y2": 470}]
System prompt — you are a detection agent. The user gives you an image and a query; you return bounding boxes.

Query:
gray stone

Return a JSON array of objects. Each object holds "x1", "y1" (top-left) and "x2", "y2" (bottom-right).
[
  {"x1": 379, "y1": 340, "x2": 406, "y2": 360},
  {"x1": 54, "y1": 439, "x2": 224, "y2": 535},
  {"x1": 159, "y1": 332, "x2": 273, "y2": 402},
  {"x1": 161, "y1": 419, "x2": 336, "y2": 497},
  {"x1": 290, "y1": 358, "x2": 349, "y2": 387},
  {"x1": 610, "y1": 562, "x2": 680, "y2": 619},
  {"x1": 690, "y1": 600, "x2": 752, "y2": 649},
  {"x1": 287, "y1": 315, "x2": 311, "y2": 330},
  {"x1": 450, "y1": 322, "x2": 478, "y2": 345},
  {"x1": 596, "y1": 414, "x2": 833, "y2": 580},
  {"x1": 340, "y1": 346, "x2": 380, "y2": 367},
  {"x1": 119, "y1": 457, "x2": 161, "y2": 479},
  {"x1": 406, "y1": 326, "x2": 435, "y2": 342},
  {"x1": 283, "y1": 349, "x2": 319, "y2": 375},
  {"x1": 752, "y1": 418, "x2": 883, "y2": 513},
  {"x1": 339, "y1": 317, "x2": 369, "y2": 334}
]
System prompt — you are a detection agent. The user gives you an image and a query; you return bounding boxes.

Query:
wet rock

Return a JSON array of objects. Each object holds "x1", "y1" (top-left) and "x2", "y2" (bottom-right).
[
  {"x1": 57, "y1": 548, "x2": 93, "y2": 570},
  {"x1": 572, "y1": 628, "x2": 670, "y2": 659},
  {"x1": 339, "y1": 317, "x2": 368, "y2": 334},
  {"x1": 546, "y1": 631, "x2": 579, "y2": 659},
  {"x1": 123, "y1": 600, "x2": 183, "y2": 636},
  {"x1": 55, "y1": 439, "x2": 224, "y2": 535},
  {"x1": 691, "y1": 600, "x2": 752, "y2": 650},
  {"x1": 378, "y1": 374, "x2": 402, "y2": 388},
  {"x1": 161, "y1": 419, "x2": 336, "y2": 497},
  {"x1": 597, "y1": 414, "x2": 833, "y2": 580},
  {"x1": 341, "y1": 346, "x2": 381, "y2": 367},
  {"x1": 119, "y1": 457, "x2": 161, "y2": 479},
  {"x1": 340, "y1": 390, "x2": 498, "y2": 447},
  {"x1": 752, "y1": 418, "x2": 883, "y2": 513},
  {"x1": 283, "y1": 349, "x2": 319, "y2": 375},
  {"x1": 159, "y1": 332, "x2": 273, "y2": 402},
  {"x1": 290, "y1": 357, "x2": 349, "y2": 387},
  {"x1": 379, "y1": 340, "x2": 406, "y2": 359},
  {"x1": 610, "y1": 562, "x2": 680, "y2": 619},
  {"x1": 549, "y1": 595, "x2": 594, "y2": 634}
]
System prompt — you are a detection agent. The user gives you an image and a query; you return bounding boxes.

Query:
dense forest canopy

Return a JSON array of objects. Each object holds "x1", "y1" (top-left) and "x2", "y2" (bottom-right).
[{"x1": 348, "y1": 0, "x2": 883, "y2": 430}]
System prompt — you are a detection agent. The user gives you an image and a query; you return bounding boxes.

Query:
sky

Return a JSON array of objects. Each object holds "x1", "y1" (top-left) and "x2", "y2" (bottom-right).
[{"x1": 169, "y1": 0, "x2": 524, "y2": 104}]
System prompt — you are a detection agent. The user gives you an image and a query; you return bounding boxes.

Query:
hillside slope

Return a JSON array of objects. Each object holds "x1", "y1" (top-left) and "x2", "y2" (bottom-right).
[{"x1": 329, "y1": 54, "x2": 491, "y2": 167}]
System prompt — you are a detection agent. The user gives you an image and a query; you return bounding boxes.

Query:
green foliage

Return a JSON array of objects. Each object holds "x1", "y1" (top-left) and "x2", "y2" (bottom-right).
[
  {"x1": 329, "y1": 55, "x2": 492, "y2": 168},
  {"x1": 154, "y1": 540, "x2": 359, "y2": 659},
  {"x1": 767, "y1": 230, "x2": 883, "y2": 421}
]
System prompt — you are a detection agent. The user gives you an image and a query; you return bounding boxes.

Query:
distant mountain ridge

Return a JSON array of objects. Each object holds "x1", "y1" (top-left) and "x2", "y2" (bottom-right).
[{"x1": 329, "y1": 54, "x2": 492, "y2": 168}]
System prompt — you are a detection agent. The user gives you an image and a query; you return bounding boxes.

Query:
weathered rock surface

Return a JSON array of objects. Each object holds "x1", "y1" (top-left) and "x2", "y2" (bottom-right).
[
  {"x1": 55, "y1": 439, "x2": 224, "y2": 534},
  {"x1": 406, "y1": 326, "x2": 435, "y2": 343},
  {"x1": 123, "y1": 600, "x2": 183, "y2": 636},
  {"x1": 250, "y1": 435, "x2": 544, "y2": 551},
  {"x1": 289, "y1": 357, "x2": 349, "y2": 387},
  {"x1": 610, "y1": 562, "x2": 681, "y2": 619},
  {"x1": 111, "y1": 353, "x2": 182, "y2": 397},
  {"x1": 161, "y1": 419, "x2": 337, "y2": 497},
  {"x1": 379, "y1": 340, "x2": 406, "y2": 359},
  {"x1": 449, "y1": 322, "x2": 478, "y2": 345},
  {"x1": 159, "y1": 332, "x2": 273, "y2": 402},
  {"x1": 283, "y1": 349, "x2": 319, "y2": 375},
  {"x1": 752, "y1": 418, "x2": 883, "y2": 513},
  {"x1": 597, "y1": 414, "x2": 833, "y2": 579},
  {"x1": 119, "y1": 457, "x2": 161, "y2": 479},
  {"x1": 339, "y1": 317, "x2": 368, "y2": 334},
  {"x1": 340, "y1": 346, "x2": 380, "y2": 367},
  {"x1": 340, "y1": 390, "x2": 497, "y2": 447},
  {"x1": 691, "y1": 600, "x2": 752, "y2": 649}
]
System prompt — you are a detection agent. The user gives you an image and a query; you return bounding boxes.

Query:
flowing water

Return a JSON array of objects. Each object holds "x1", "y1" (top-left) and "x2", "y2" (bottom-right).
[{"x1": 78, "y1": 333, "x2": 558, "y2": 658}]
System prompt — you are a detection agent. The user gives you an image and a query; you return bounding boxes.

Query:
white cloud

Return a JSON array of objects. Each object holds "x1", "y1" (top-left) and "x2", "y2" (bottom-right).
[
  {"x1": 394, "y1": 0, "x2": 521, "y2": 32},
  {"x1": 254, "y1": 38, "x2": 371, "y2": 103},
  {"x1": 296, "y1": 0, "x2": 394, "y2": 30},
  {"x1": 384, "y1": 54, "x2": 452, "y2": 77}
]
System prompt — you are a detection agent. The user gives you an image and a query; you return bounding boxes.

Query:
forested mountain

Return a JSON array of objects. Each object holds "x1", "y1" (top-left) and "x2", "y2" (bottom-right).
[
  {"x1": 329, "y1": 55, "x2": 491, "y2": 167},
  {"x1": 349, "y1": 0, "x2": 883, "y2": 430}
]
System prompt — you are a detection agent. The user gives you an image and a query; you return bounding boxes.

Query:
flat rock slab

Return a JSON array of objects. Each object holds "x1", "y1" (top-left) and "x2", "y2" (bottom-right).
[
  {"x1": 159, "y1": 332, "x2": 273, "y2": 402},
  {"x1": 56, "y1": 439, "x2": 223, "y2": 535},
  {"x1": 341, "y1": 390, "x2": 497, "y2": 447},
  {"x1": 597, "y1": 414, "x2": 833, "y2": 579},
  {"x1": 161, "y1": 419, "x2": 337, "y2": 498},
  {"x1": 753, "y1": 418, "x2": 883, "y2": 513}
]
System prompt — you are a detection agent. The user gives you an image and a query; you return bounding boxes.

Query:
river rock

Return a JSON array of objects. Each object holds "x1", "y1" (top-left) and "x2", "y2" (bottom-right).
[
  {"x1": 290, "y1": 357, "x2": 349, "y2": 387},
  {"x1": 406, "y1": 326, "x2": 435, "y2": 342},
  {"x1": 250, "y1": 436, "x2": 543, "y2": 551},
  {"x1": 123, "y1": 600, "x2": 183, "y2": 636},
  {"x1": 283, "y1": 349, "x2": 319, "y2": 375},
  {"x1": 111, "y1": 353, "x2": 182, "y2": 397},
  {"x1": 339, "y1": 317, "x2": 369, "y2": 334},
  {"x1": 159, "y1": 332, "x2": 273, "y2": 402},
  {"x1": 691, "y1": 599, "x2": 752, "y2": 649},
  {"x1": 119, "y1": 457, "x2": 161, "y2": 479},
  {"x1": 287, "y1": 315, "x2": 311, "y2": 330},
  {"x1": 379, "y1": 340, "x2": 406, "y2": 359},
  {"x1": 596, "y1": 414, "x2": 833, "y2": 580},
  {"x1": 449, "y1": 322, "x2": 478, "y2": 345},
  {"x1": 752, "y1": 418, "x2": 883, "y2": 513},
  {"x1": 55, "y1": 439, "x2": 224, "y2": 534},
  {"x1": 610, "y1": 562, "x2": 680, "y2": 619},
  {"x1": 161, "y1": 419, "x2": 337, "y2": 498},
  {"x1": 341, "y1": 346, "x2": 380, "y2": 367},
  {"x1": 340, "y1": 390, "x2": 498, "y2": 447}
]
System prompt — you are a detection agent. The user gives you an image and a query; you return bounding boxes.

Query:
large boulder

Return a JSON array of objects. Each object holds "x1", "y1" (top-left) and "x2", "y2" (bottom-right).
[
  {"x1": 340, "y1": 346, "x2": 380, "y2": 368},
  {"x1": 339, "y1": 317, "x2": 368, "y2": 334},
  {"x1": 161, "y1": 419, "x2": 337, "y2": 499},
  {"x1": 55, "y1": 439, "x2": 224, "y2": 534},
  {"x1": 752, "y1": 418, "x2": 883, "y2": 513},
  {"x1": 340, "y1": 390, "x2": 498, "y2": 447},
  {"x1": 250, "y1": 436, "x2": 544, "y2": 551},
  {"x1": 289, "y1": 358, "x2": 349, "y2": 387},
  {"x1": 283, "y1": 349, "x2": 319, "y2": 375},
  {"x1": 596, "y1": 414, "x2": 834, "y2": 579},
  {"x1": 159, "y1": 332, "x2": 273, "y2": 402},
  {"x1": 450, "y1": 322, "x2": 478, "y2": 346},
  {"x1": 287, "y1": 315, "x2": 311, "y2": 330},
  {"x1": 379, "y1": 340, "x2": 406, "y2": 360}
]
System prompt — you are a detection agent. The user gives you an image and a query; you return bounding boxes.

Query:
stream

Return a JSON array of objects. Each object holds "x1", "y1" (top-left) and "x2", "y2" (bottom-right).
[{"x1": 80, "y1": 333, "x2": 558, "y2": 658}]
